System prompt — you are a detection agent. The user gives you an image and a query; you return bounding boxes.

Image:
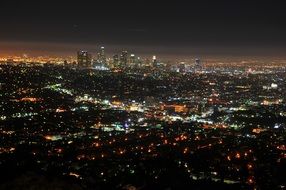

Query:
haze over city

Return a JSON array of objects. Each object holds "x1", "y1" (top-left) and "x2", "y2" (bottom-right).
[
  {"x1": 1, "y1": 0, "x2": 286, "y2": 59},
  {"x1": 1, "y1": 1, "x2": 286, "y2": 190}
]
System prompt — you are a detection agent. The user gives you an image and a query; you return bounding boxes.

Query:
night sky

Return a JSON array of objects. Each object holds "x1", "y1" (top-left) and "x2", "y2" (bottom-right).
[{"x1": 1, "y1": 0, "x2": 286, "y2": 57}]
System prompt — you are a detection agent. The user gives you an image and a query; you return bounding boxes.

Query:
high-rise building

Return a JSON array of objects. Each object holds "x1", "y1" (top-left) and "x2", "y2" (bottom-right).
[
  {"x1": 113, "y1": 54, "x2": 119, "y2": 66},
  {"x1": 77, "y1": 51, "x2": 92, "y2": 67},
  {"x1": 152, "y1": 55, "x2": 158, "y2": 67},
  {"x1": 178, "y1": 62, "x2": 186, "y2": 73},
  {"x1": 120, "y1": 50, "x2": 128, "y2": 67},
  {"x1": 97, "y1": 46, "x2": 106, "y2": 64},
  {"x1": 136, "y1": 56, "x2": 142, "y2": 68},
  {"x1": 129, "y1": 54, "x2": 136, "y2": 64},
  {"x1": 194, "y1": 58, "x2": 202, "y2": 72},
  {"x1": 195, "y1": 58, "x2": 200, "y2": 66}
]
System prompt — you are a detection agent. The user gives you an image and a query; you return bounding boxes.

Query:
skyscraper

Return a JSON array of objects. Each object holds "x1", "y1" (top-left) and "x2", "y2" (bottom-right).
[
  {"x1": 178, "y1": 62, "x2": 186, "y2": 73},
  {"x1": 152, "y1": 55, "x2": 158, "y2": 67},
  {"x1": 129, "y1": 54, "x2": 136, "y2": 64},
  {"x1": 137, "y1": 57, "x2": 142, "y2": 68},
  {"x1": 113, "y1": 54, "x2": 119, "y2": 66},
  {"x1": 194, "y1": 58, "x2": 202, "y2": 72},
  {"x1": 77, "y1": 51, "x2": 92, "y2": 67},
  {"x1": 120, "y1": 50, "x2": 128, "y2": 67},
  {"x1": 97, "y1": 46, "x2": 106, "y2": 64}
]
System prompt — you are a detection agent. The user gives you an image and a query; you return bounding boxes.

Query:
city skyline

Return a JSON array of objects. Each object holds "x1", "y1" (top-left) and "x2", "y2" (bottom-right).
[
  {"x1": 1, "y1": 1, "x2": 286, "y2": 189},
  {"x1": 1, "y1": 0, "x2": 286, "y2": 58},
  {"x1": 2, "y1": 41, "x2": 286, "y2": 59}
]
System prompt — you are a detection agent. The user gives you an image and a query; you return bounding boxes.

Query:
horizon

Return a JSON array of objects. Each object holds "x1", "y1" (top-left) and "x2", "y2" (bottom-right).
[
  {"x1": 1, "y1": 0, "x2": 286, "y2": 60},
  {"x1": 1, "y1": 40, "x2": 286, "y2": 60},
  {"x1": 1, "y1": 1, "x2": 286, "y2": 189}
]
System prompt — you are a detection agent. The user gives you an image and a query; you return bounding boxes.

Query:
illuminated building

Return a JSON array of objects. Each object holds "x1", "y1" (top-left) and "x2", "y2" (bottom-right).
[
  {"x1": 120, "y1": 50, "x2": 128, "y2": 67},
  {"x1": 129, "y1": 54, "x2": 136, "y2": 64},
  {"x1": 194, "y1": 58, "x2": 202, "y2": 72},
  {"x1": 161, "y1": 104, "x2": 188, "y2": 113},
  {"x1": 77, "y1": 51, "x2": 92, "y2": 67},
  {"x1": 152, "y1": 55, "x2": 157, "y2": 67},
  {"x1": 93, "y1": 62, "x2": 109, "y2": 70},
  {"x1": 137, "y1": 57, "x2": 142, "y2": 67},
  {"x1": 178, "y1": 62, "x2": 186, "y2": 73},
  {"x1": 97, "y1": 46, "x2": 106, "y2": 64},
  {"x1": 113, "y1": 54, "x2": 119, "y2": 66}
]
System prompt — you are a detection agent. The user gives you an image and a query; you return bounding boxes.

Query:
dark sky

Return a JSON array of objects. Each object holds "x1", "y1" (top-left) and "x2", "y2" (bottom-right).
[{"x1": 1, "y1": 0, "x2": 286, "y2": 57}]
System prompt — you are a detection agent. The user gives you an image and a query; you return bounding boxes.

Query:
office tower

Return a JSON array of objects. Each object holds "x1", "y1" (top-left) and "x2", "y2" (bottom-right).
[
  {"x1": 97, "y1": 46, "x2": 106, "y2": 64},
  {"x1": 136, "y1": 56, "x2": 142, "y2": 68},
  {"x1": 113, "y1": 54, "x2": 119, "y2": 67},
  {"x1": 77, "y1": 51, "x2": 92, "y2": 67},
  {"x1": 178, "y1": 62, "x2": 186, "y2": 73},
  {"x1": 152, "y1": 55, "x2": 157, "y2": 67},
  {"x1": 194, "y1": 58, "x2": 202, "y2": 72},
  {"x1": 120, "y1": 50, "x2": 128, "y2": 67},
  {"x1": 195, "y1": 58, "x2": 201, "y2": 66},
  {"x1": 129, "y1": 54, "x2": 136, "y2": 64}
]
